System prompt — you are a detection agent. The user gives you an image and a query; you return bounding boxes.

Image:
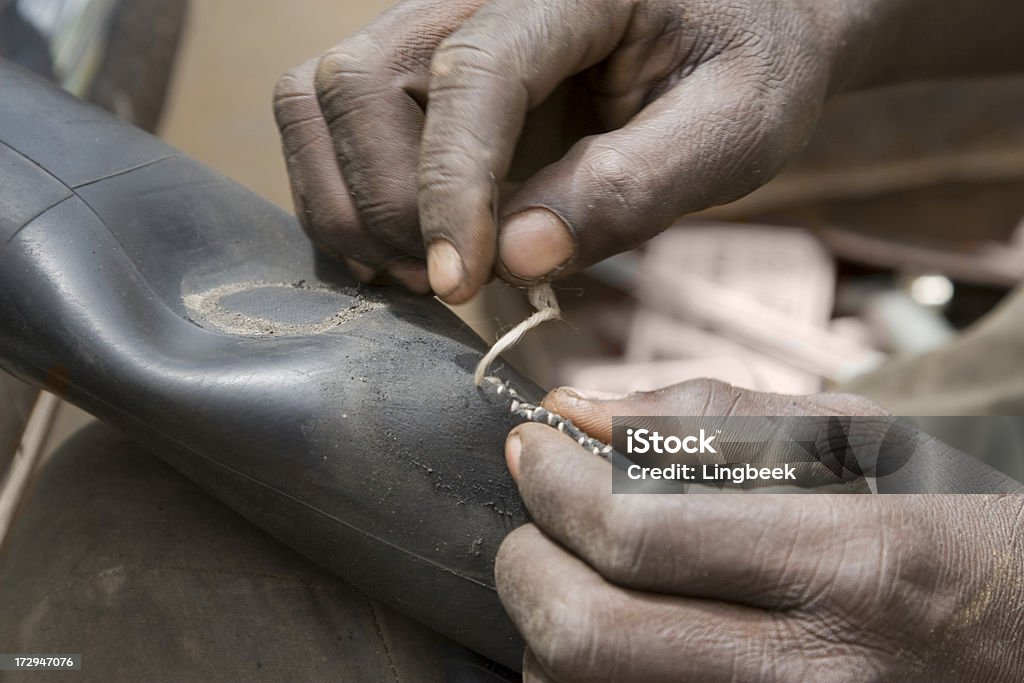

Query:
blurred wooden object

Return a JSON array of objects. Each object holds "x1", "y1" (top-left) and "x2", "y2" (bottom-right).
[
  {"x1": 0, "y1": 371, "x2": 37, "y2": 476},
  {"x1": 704, "y1": 77, "x2": 1024, "y2": 244}
]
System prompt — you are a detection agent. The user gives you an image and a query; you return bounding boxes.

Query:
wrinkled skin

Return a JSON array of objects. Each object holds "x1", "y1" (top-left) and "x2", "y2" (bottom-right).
[
  {"x1": 274, "y1": 0, "x2": 847, "y2": 302},
  {"x1": 276, "y1": 1, "x2": 1024, "y2": 678},
  {"x1": 270, "y1": 0, "x2": 1024, "y2": 301},
  {"x1": 274, "y1": 0, "x2": 1024, "y2": 303},
  {"x1": 495, "y1": 380, "x2": 1024, "y2": 682}
]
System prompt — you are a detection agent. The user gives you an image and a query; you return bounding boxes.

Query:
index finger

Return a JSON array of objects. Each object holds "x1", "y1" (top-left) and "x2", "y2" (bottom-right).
[
  {"x1": 274, "y1": 59, "x2": 403, "y2": 270},
  {"x1": 419, "y1": 0, "x2": 635, "y2": 303}
]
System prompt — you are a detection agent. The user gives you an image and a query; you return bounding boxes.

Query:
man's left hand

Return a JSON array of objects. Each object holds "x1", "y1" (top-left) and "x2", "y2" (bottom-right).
[{"x1": 496, "y1": 381, "x2": 1024, "y2": 681}]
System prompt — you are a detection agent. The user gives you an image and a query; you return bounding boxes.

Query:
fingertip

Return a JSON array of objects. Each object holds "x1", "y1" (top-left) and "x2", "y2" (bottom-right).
[
  {"x1": 507, "y1": 422, "x2": 560, "y2": 482},
  {"x1": 343, "y1": 256, "x2": 377, "y2": 284},
  {"x1": 426, "y1": 239, "x2": 473, "y2": 302},
  {"x1": 498, "y1": 208, "x2": 574, "y2": 282},
  {"x1": 513, "y1": 421, "x2": 598, "y2": 475}
]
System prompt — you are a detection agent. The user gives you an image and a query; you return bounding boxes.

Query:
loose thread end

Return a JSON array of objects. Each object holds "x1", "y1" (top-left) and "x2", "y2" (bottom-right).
[
  {"x1": 472, "y1": 284, "x2": 615, "y2": 461},
  {"x1": 474, "y1": 283, "x2": 561, "y2": 386}
]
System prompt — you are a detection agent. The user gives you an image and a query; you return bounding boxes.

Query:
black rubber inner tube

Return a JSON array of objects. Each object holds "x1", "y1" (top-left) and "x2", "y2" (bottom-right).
[{"x1": 0, "y1": 62, "x2": 538, "y2": 671}]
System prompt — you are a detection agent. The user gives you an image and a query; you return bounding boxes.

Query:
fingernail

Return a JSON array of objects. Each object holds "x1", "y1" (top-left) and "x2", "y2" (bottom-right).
[
  {"x1": 499, "y1": 209, "x2": 573, "y2": 280},
  {"x1": 388, "y1": 263, "x2": 431, "y2": 295},
  {"x1": 427, "y1": 240, "x2": 464, "y2": 298},
  {"x1": 505, "y1": 432, "x2": 522, "y2": 481},
  {"x1": 343, "y1": 257, "x2": 376, "y2": 284},
  {"x1": 559, "y1": 386, "x2": 627, "y2": 401}
]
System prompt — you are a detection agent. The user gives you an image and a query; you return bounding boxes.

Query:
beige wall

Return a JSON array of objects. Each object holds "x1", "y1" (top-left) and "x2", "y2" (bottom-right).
[{"x1": 160, "y1": 0, "x2": 394, "y2": 208}]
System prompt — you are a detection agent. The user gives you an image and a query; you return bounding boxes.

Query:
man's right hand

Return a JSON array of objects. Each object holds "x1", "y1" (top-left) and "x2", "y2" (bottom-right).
[
  {"x1": 274, "y1": 0, "x2": 1024, "y2": 303},
  {"x1": 274, "y1": 0, "x2": 852, "y2": 300}
]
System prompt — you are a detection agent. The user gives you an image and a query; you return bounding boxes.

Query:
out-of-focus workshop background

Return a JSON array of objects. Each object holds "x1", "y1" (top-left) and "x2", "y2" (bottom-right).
[{"x1": 2, "y1": 0, "x2": 1024, "y2": 539}]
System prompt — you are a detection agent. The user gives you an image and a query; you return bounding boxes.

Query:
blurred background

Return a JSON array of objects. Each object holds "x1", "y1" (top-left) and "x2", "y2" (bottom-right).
[
  {"x1": 2, "y1": 0, "x2": 1024, "y2": 535},
  {"x1": 161, "y1": 0, "x2": 394, "y2": 207}
]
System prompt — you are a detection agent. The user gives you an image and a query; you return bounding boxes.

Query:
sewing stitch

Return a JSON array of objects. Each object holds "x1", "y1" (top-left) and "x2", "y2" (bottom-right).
[
  {"x1": 473, "y1": 283, "x2": 562, "y2": 386},
  {"x1": 479, "y1": 376, "x2": 615, "y2": 460}
]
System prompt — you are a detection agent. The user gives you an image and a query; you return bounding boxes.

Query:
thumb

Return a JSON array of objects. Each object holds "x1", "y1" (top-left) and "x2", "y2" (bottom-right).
[
  {"x1": 542, "y1": 379, "x2": 888, "y2": 443},
  {"x1": 496, "y1": 62, "x2": 816, "y2": 284},
  {"x1": 541, "y1": 379, "x2": 748, "y2": 443}
]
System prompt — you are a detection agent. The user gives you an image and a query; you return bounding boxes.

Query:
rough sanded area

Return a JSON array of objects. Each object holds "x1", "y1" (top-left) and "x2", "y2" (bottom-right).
[{"x1": 184, "y1": 280, "x2": 385, "y2": 337}]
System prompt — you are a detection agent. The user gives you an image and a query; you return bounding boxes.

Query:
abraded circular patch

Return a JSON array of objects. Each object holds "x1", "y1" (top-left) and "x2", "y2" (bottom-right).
[{"x1": 183, "y1": 280, "x2": 384, "y2": 337}]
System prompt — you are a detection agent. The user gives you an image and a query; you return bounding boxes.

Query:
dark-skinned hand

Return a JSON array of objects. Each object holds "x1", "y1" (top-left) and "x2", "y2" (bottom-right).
[
  {"x1": 496, "y1": 380, "x2": 1024, "y2": 681},
  {"x1": 273, "y1": 0, "x2": 845, "y2": 301},
  {"x1": 275, "y1": 0, "x2": 1024, "y2": 302}
]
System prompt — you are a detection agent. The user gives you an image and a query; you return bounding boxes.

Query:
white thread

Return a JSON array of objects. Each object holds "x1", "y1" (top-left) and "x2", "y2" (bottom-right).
[{"x1": 473, "y1": 283, "x2": 561, "y2": 386}]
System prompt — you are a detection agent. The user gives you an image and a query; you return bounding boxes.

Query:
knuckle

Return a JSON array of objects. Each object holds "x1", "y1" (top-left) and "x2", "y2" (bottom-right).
[
  {"x1": 419, "y1": 110, "x2": 495, "y2": 181},
  {"x1": 317, "y1": 48, "x2": 361, "y2": 82},
  {"x1": 417, "y1": 158, "x2": 490, "y2": 233},
  {"x1": 319, "y1": 32, "x2": 377, "y2": 76},
  {"x1": 273, "y1": 67, "x2": 307, "y2": 103},
  {"x1": 315, "y1": 36, "x2": 382, "y2": 105},
  {"x1": 419, "y1": 140, "x2": 484, "y2": 183},
  {"x1": 315, "y1": 50, "x2": 360, "y2": 100},
  {"x1": 582, "y1": 143, "x2": 651, "y2": 217},
  {"x1": 431, "y1": 35, "x2": 499, "y2": 82}
]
